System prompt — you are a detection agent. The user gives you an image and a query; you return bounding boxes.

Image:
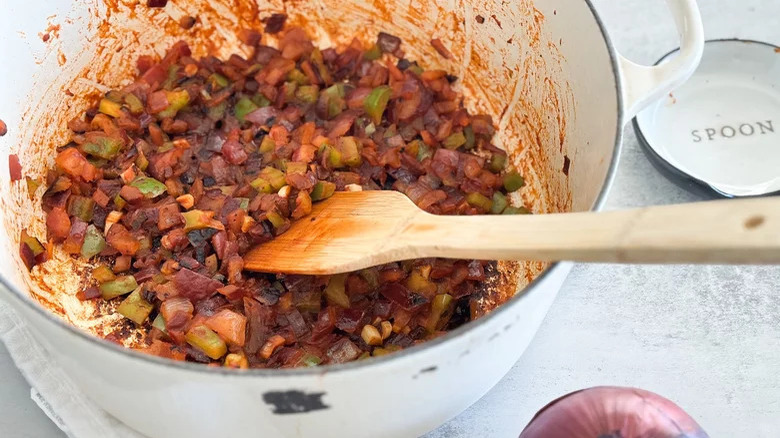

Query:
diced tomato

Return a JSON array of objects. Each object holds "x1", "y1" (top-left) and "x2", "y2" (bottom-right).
[
  {"x1": 106, "y1": 223, "x2": 140, "y2": 255},
  {"x1": 46, "y1": 207, "x2": 71, "y2": 242},
  {"x1": 55, "y1": 148, "x2": 98, "y2": 182},
  {"x1": 205, "y1": 309, "x2": 247, "y2": 346}
]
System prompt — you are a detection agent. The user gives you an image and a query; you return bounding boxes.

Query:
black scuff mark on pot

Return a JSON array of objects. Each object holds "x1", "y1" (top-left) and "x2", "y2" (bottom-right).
[
  {"x1": 412, "y1": 365, "x2": 438, "y2": 379},
  {"x1": 459, "y1": 349, "x2": 471, "y2": 358},
  {"x1": 503, "y1": 324, "x2": 511, "y2": 332},
  {"x1": 488, "y1": 332, "x2": 499, "y2": 342},
  {"x1": 263, "y1": 390, "x2": 329, "y2": 414}
]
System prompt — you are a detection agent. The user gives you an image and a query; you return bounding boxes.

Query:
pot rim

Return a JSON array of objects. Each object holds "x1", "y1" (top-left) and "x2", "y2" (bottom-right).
[{"x1": 0, "y1": 0, "x2": 624, "y2": 377}]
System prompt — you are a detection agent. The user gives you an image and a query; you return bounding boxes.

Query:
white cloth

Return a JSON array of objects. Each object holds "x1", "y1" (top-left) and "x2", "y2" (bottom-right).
[{"x1": 0, "y1": 300, "x2": 145, "y2": 438}]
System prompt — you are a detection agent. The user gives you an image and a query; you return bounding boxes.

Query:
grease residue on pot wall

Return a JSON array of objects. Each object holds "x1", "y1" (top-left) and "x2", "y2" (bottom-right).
[{"x1": 5, "y1": 0, "x2": 574, "y2": 346}]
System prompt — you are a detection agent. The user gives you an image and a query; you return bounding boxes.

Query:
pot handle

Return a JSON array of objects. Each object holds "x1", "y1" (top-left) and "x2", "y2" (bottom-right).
[{"x1": 618, "y1": 0, "x2": 704, "y2": 121}]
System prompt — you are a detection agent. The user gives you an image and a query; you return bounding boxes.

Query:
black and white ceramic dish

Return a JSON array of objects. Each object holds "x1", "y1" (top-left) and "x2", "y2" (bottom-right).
[{"x1": 634, "y1": 39, "x2": 780, "y2": 198}]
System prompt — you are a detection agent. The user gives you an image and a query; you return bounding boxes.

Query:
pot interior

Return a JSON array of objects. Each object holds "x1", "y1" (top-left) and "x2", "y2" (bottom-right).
[{"x1": 0, "y1": 0, "x2": 618, "y2": 347}]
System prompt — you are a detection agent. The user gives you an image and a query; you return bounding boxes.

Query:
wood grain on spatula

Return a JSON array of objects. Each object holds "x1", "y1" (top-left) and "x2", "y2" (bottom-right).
[{"x1": 243, "y1": 191, "x2": 780, "y2": 275}]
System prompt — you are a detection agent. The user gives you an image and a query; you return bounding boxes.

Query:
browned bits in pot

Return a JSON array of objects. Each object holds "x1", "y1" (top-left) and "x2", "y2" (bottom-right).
[
  {"x1": 147, "y1": 0, "x2": 168, "y2": 7},
  {"x1": 263, "y1": 13, "x2": 287, "y2": 34},
  {"x1": 475, "y1": 15, "x2": 485, "y2": 24},
  {"x1": 178, "y1": 16, "x2": 197, "y2": 30},
  {"x1": 430, "y1": 38, "x2": 452, "y2": 60},
  {"x1": 0, "y1": 119, "x2": 7, "y2": 136}
]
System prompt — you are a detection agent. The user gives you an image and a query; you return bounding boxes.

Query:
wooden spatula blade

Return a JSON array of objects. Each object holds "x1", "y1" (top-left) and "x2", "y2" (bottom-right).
[{"x1": 243, "y1": 191, "x2": 420, "y2": 274}]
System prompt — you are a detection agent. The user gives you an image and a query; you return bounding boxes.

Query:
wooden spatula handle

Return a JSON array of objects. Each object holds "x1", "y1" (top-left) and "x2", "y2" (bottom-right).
[{"x1": 402, "y1": 198, "x2": 780, "y2": 264}]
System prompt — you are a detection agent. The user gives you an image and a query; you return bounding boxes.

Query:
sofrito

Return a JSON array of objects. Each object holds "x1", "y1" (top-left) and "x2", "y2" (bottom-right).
[{"x1": 25, "y1": 18, "x2": 529, "y2": 368}]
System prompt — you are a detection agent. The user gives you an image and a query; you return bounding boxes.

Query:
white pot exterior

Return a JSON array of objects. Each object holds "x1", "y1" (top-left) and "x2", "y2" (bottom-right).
[
  {"x1": 0, "y1": 0, "x2": 702, "y2": 437},
  {"x1": 4, "y1": 262, "x2": 571, "y2": 438}
]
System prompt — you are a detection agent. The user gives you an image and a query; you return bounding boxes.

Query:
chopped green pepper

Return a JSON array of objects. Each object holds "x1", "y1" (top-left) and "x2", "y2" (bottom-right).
[
  {"x1": 130, "y1": 176, "x2": 167, "y2": 198},
  {"x1": 99, "y1": 275, "x2": 139, "y2": 300},
  {"x1": 249, "y1": 177, "x2": 273, "y2": 194},
  {"x1": 282, "y1": 81, "x2": 297, "y2": 100},
  {"x1": 416, "y1": 141, "x2": 432, "y2": 161},
  {"x1": 443, "y1": 132, "x2": 467, "y2": 150},
  {"x1": 185, "y1": 325, "x2": 227, "y2": 360},
  {"x1": 138, "y1": 236, "x2": 152, "y2": 252},
  {"x1": 207, "y1": 73, "x2": 229, "y2": 91},
  {"x1": 489, "y1": 153, "x2": 507, "y2": 173},
  {"x1": 135, "y1": 149, "x2": 149, "y2": 171},
  {"x1": 81, "y1": 135, "x2": 123, "y2": 160},
  {"x1": 207, "y1": 101, "x2": 227, "y2": 120},
  {"x1": 182, "y1": 210, "x2": 224, "y2": 231},
  {"x1": 408, "y1": 65, "x2": 424, "y2": 75},
  {"x1": 324, "y1": 273, "x2": 350, "y2": 308},
  {"x1": 265, "y1": 211, "x2": 286, "y2": 229},
  {"x1": 310, "y1": 181, "x2": 336, "y2": 201},
  {"x1": 364, "y1": 44, "x2": 382, "y2": 60},
  {"x1": 323, "y1": 145, "x2": 343, "y2": 168},
  {"x1": 117, "y1": 287, "x2": 154, "y2": 325},
  {"x1": 152, "y1": 314, "x2": 168, "y2": 334},
  {"x1": 81, "y1": 225, "x2": 106, "y2": 259},
  {"x1": 491, "y1": 192, "x2": 508, "y2": 214},
  {"x1": 338, "y1": 137, "x2": 362, "y2": 167},
  {"x1": 259, "y1": 136, "x2": 275, "y2": 153},
  {"x1": 20, "y1": 230, "x2": 45, "y2": 257},
  {"x1": 287, "y1": 68, "x2": 308, "y2": 85},
  {"x1": 502, "y1": 206, "x2": 531, "y2": 215},
  {"x1": 234, "y1": 96, "x2": 259, "y2": 123},
  {"x1": 68, "y1": 196, "x2": 95, "y2": 222},
  {"x1": 26, "y1": 177, "x2": 41, "y2": 199},
  {"x1": 237, "y1": 197, "x2": 250, "y2": 210},
  {"x1": 158, "y1": 89, "x2": 190, "y2": 118},
  {"x1": 295, "y1": 85, "x2": 319, "y2": 104},
  {"x1": 300, "y1": 353, "x2": 322, "y2": 367},
  {"x1": 158, "y1": 141, "x2": 174, "y2": 153},
  {"x1": 124, "y1": 93, "x2": 145, "y2": 115},
  {"x1": 359, "y1": 269, "x2": 379, "y2": 289},
  {"x1": 87, "y1": 157, "x2": 108, "y2": 168},
  {"x1": 503, "y1": 171, "x2": 525, "y2": 192},
  {"x1": 98, "y1": 98, "x2": 122, "y2": 118},
  {"x1": 251, "y1": 93, "x2": 271, "y2": 108},
  {"x1": 259, "y1": 166, "x2": 286, "y2": 190},
  {"x1": 114, "y1": 194, "x2": 127, "y2": 210},
  {"x1": 162, "y1": 65, "x2": 180, "y2": 90},
  {"x1": 322, "y1": 84, "x2": 345, "y2": 119},
  {"x1": 364, "y1": 85, "x2": 392, "y2": 125},
  {"x1": 466, "y1": 192, "x2": 492, "y2": 212},
  {"x1": 92, "y1": 264, "x2": 116, "y2": 283},
  {"x1": 463, "y1": 125, "x2": 476, "y2": 150}
]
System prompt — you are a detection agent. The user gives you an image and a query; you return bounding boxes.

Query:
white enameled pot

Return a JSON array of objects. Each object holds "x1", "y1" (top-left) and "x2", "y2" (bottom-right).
[{"x1": 0, "y1": 0, "x2": 703, "y2": 437}]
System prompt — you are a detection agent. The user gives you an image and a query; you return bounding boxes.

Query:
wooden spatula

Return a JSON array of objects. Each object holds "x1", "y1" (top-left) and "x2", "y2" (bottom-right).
[{"x1": 244, "y1": 191, "x2": 780, "y2": 275}]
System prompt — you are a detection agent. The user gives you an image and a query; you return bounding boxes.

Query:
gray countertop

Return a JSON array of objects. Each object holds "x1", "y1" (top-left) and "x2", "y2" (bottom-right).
[{"x1": 2, "y1": 0, "x2": 779, "y2": 437}]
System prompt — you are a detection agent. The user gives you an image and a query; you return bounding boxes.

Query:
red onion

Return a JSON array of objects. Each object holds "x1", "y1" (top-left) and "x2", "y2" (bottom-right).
[
  {"x1": 519, "y1": 386, "x2": 709, "y2": 438},
  {"x1": 245, "y1": 106, "x2": 278, "y2": 125}
]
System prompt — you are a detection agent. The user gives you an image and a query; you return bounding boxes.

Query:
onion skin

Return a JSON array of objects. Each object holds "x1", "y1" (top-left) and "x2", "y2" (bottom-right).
[{"x1": 519, "y1": 386, "x2": 710, "y2": 438}]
